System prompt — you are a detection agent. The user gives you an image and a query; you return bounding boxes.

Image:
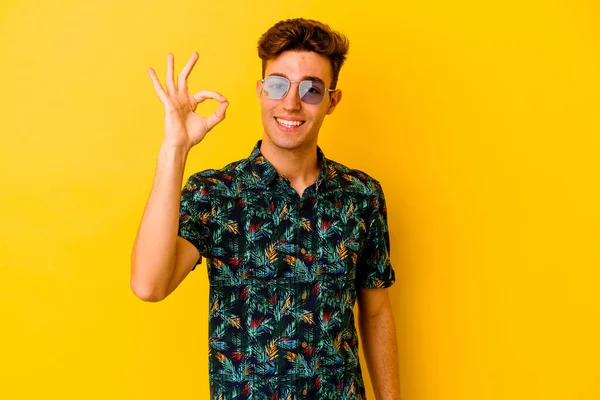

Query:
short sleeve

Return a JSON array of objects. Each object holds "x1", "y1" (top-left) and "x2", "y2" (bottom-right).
[
  {"x1": 178, "y1": 174, "x2": 213, "y2": 270},
  {"x1": 356, "y1": 180, "x2": 396, "y2": 288}
]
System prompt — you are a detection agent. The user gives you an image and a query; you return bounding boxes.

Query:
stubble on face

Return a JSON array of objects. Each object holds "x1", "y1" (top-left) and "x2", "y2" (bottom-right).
[{"x1": 258, "y1": 51, "x2": 336, "y2": 154}]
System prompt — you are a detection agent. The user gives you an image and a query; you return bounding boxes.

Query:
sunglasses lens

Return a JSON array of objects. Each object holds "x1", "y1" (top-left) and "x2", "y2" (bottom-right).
[
  {"x1": 299, "y1": 81, "x2": 325, "y2": 104},
  {"x1": 263, "y1": 76, "x2": 289, "y2": 99},
  {"x1": 263, "y1": 76, "x2": 327, "y2": 104}
]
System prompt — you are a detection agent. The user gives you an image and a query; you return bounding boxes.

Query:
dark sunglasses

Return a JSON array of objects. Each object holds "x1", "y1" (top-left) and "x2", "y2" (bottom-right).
[{"x1": 261, "y1": 75, "x2": 337, "y2": 105}]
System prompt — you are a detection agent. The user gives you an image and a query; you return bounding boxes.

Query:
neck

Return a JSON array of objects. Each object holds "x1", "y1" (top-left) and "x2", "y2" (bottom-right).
[{"x1": 259, "y1": 138, "x2": 321, "y2": 187}]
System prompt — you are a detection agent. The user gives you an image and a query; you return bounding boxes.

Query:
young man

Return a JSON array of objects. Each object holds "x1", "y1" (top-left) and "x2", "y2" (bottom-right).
[{"x1": 131, "y1": 18, "x2": 400, "y2": 400}]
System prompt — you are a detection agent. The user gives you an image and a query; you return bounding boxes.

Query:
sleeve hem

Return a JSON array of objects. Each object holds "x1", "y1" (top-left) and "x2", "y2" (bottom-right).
[{"x1": 356, "y1": 278, "x2": 396, "y2": 289}]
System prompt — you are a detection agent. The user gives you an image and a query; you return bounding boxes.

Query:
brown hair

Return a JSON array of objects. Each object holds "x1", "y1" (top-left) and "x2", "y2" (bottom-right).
[{"x1": 257, "y1": 18, "x2": 349, "y2": 89}]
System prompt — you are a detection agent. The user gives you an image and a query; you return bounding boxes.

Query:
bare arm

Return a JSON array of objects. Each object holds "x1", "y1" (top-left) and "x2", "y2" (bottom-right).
[
  {"x1": 130, "y1": 52, "x2": 228, "y2": 302},
  {"x1": 357, "y1": 287, "x2": 401, "y2": 400},
  {"x1": 130, "y1": 146, "x2": 195, "y2": 302}
]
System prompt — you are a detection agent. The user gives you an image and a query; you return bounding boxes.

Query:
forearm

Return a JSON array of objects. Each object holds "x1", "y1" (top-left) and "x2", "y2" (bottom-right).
[
  {"x1": 130, "y1": 144, "x2": 189, "y2": 301},
  {"x1": 359, "y1": 306, "x2": 401, "y2": 400}
]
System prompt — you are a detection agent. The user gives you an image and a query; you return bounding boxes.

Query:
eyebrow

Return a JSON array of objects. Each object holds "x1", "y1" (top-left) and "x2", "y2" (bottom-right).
[{"x1": 268, "y1": 72, "x2": 326, "y2": 86}]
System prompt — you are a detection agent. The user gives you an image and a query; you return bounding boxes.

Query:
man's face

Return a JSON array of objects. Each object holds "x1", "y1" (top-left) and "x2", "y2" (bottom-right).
[{"x1": 256, "y1": 50, "x2": 342, "y2": 152}]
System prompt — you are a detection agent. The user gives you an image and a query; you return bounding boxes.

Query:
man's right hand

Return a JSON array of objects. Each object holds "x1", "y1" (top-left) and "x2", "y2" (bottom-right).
[
  {"x1": 147, "y1": 52, "x2": 229, "y2": 150},
  {"x1": 131, "y1": 52, "x2": 227, "y2": 302}
]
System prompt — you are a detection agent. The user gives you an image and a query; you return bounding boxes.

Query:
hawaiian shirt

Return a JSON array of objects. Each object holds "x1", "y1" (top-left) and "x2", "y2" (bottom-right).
[{"x1": 178, "y1": 139, "x2": 395, "y2": 400}]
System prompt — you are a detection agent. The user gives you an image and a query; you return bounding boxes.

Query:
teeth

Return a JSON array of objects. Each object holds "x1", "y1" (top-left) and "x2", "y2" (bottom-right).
[{"x1": 276, "y1": 118, "x2": 304, "y2": 127}]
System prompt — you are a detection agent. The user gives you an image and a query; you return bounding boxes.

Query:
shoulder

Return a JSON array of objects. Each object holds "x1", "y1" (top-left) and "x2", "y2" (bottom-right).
[
  {"x1": 325, "y1": 157, "x2": 384, "y2": 197},
  {"x1": 184, "y1": 156, "x2": 252, "y2": 196}
]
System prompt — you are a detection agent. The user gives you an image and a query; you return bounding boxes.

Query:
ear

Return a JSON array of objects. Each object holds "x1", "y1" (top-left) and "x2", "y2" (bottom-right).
[
  {"x1": 326, "y1": 89, "x2": 342, "y2": 115},
  {"x1": 256, "y1": 80, "x2": 263, "y2": 100}
]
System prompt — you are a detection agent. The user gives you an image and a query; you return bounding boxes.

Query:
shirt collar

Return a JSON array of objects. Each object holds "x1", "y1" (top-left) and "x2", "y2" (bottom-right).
[{"x1": 247, "y1": 139, "x2": 333, "y2": 189}]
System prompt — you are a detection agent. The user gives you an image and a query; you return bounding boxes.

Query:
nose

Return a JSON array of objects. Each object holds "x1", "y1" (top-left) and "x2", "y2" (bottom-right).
[{"x1": 282, "y1": 82, "x2": 302, "y2": 111}]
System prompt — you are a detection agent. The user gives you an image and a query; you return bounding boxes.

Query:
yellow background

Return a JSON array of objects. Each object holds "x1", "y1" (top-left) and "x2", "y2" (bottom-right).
[{"x1": 1, "y1": 0, "x2": 599, "y2": 399}]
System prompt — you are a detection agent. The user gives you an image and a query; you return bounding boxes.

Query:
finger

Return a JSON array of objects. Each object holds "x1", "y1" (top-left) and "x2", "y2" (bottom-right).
[
  {"x1": 205, "y1": 101, "x2": 229, "y2": 131},
  {"x1": 178, "y1": 52, "x2": 199, "y2": 92},
  {"x1": 165, "y1": 53, "x2": 176, "y2": 93},
  {"x1": 191, "y1": 90, "x2": 227, "y2": 104},
  {"x1": 147, "y1": 68, "x2": 168, "y2": 105}
]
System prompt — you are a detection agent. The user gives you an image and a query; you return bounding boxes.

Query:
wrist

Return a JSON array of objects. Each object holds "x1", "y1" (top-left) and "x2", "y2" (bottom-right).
[
  {"x1": 159, "y1": 142, "x2": 191, "y2": 157},
  {"x1": 158, "y1": 144, "x2": 190, "y2": 168}
]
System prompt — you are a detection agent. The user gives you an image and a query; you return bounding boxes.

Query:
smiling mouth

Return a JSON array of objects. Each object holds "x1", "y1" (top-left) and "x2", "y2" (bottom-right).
[{"x1": 275, "y1": 117, "x2": 306, "y2": 128}]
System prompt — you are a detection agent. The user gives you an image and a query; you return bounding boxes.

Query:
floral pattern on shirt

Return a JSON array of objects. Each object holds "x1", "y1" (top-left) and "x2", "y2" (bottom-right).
[{"x1": 178, "y1": 140, "x2": 395, "y2": 399}]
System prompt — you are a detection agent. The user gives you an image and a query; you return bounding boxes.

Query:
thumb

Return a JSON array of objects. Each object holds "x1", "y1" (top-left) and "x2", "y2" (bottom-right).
[{"x1": 205, "y1": 101, "x2": 229, "y2": 131}]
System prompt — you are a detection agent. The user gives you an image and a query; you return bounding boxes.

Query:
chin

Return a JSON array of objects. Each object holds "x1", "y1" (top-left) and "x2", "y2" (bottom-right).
[
  {"x1": 264, "y1": 130, "x2": 308, "y2": 151},
  {"x1": 267, "y1": 135, "x2": 302, "y2": 150}
]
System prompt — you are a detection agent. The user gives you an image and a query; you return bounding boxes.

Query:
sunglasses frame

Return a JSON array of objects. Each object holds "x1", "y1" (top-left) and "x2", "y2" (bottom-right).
[{"x1": 260, "y1": 75, "x2": 337, "y2": 104}]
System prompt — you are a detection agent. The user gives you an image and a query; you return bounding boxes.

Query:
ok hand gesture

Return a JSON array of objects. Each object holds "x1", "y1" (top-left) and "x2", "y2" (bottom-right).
[{"x1": 147, "y1": 52, "x2": 229, "y2": 150}]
